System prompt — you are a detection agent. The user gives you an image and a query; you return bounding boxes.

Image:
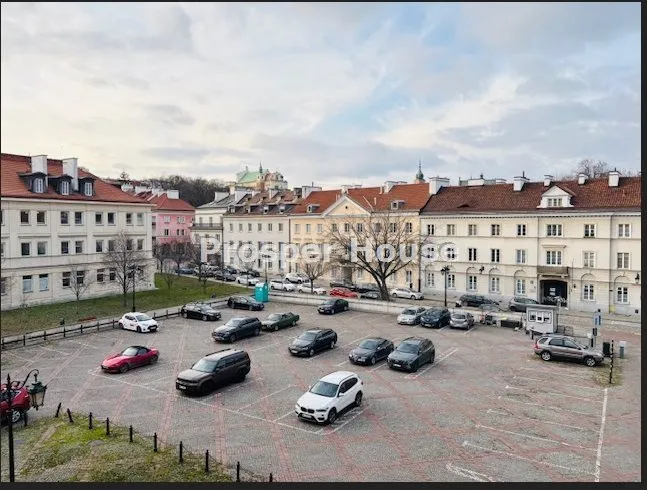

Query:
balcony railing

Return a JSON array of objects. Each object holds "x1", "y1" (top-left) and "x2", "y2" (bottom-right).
[
  {"x1": 191, "y1": 223, "x2": 223, "y2": 231},
  {"x1": 537, "y1": 265, "x2": 569, "y2": 276}
]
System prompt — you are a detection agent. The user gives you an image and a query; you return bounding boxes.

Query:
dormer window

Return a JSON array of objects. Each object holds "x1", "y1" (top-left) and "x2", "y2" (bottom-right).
[
  {"x1": 390, "y1": 200, "x2": 405, "y2": 210},
  {"x1": 263, "y1": 206, "x2": 269, "y2": 214},
  {"x1": 33, "y1": 178, "x2": 44, "y2": 194},
  {"x1": 538, "y1": 187, "x2": 573, "y2": 209},
  {"x1": 83, "y1": 182, "x2": 93, "y2": 196},
  {"x1": 547, "y1": 198, "x2": 562, "y2": 207},
  {"x1": 60, "y1": 181, "x2": 70, "y2": 195},
  {"x1": 306, "y1": 204, "x2": 319, "y2": 213},
  {"x1": 279, "y1": 205, "x2": 285, "y2": 214}
]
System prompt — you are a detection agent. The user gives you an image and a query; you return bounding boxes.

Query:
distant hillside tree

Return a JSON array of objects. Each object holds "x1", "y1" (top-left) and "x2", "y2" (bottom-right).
[{"x1": 144, "y1": 175, "x2": 229, "y2": 207}]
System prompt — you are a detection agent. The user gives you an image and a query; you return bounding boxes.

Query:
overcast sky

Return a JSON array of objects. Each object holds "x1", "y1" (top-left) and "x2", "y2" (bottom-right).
[{"x1": 1, "y1": 2, "x2": 641, "y2": 189}]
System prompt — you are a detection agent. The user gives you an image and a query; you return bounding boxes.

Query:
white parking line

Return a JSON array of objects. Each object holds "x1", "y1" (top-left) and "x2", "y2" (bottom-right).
[
  {"x1": 341, "y1": 336, "x2": 369, "y2": 348},
  {"x1": 273, "y1": 410, "x2": 296, "y2": 422},
  {"x1": 322, "y1": 407, "x2": 365, "y2": 434},
  {"x1": 463, "y1": 325, "x2": 479, "y2": 335},
  {"x1": 235, "y1": 385, "x2": 295, "y2": 412},
  {"x1": 335, "y1": 360, "x2": 350, "y2": 366},
  {"x1": 66, "y1": 339, "x2": 99, "y2": 349},
  {"x1": 369, "y1": 363, "x2": 388, "y2": 372},
  {"x1": 512, "y1": 375, "x2": 604, "y2": 391},
  {"x1": 475, "y1": 424, "x2": 597, "y2": 451},
  {"x1": 445, "y1": 463, "x2": 497, "y2": 482},
  {"x1": 485, "y1": 409, "x2": 597, "y2": 433},
  {"x1": 498, "y1": 396, "x2": 600, "y2": 417},
  {"x1": 141, "y1": 376, "x2": 171, "y2": 386},
  {"x1": 505, "y1": 385, "x2": 603, "y2": 403},
  {"x1": 594, "y1": 388, "x2": 609, "y2": 482},
  {"x1": 462, "y1": 441, "x2": 594, "y2": 476},
  {"x1": 405, "y1": 348, "x2": 458, "y2": 379}
]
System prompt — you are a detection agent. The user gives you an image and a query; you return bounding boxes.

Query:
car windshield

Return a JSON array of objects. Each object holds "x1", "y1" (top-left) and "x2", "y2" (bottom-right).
[
  {"x1": 268, "y1": 314, "x2": 281, "y2": 321},
  {"x1": 310, "y1": 381, "x2": 339, "y2": 398},
  {"x1": 135, "y1": 314, "x2": 151, "y2": 322},
  {"x1": 425, "y1": 310, "x2": 441, "y2": 318},
  {"x1": 298, "y1": 332, "x2": 317, "y2": 341},
  {"x1": 400, "y1": 289, "x2": 412, "y2": 293},
  {"x1": 323, "y1": 300, "x2": 335, "y2": 306},
  {"x1": 453, "y1": 314, "x2": 466, "y2": 319},
  {"x1": 191, "y1": 359, "x2": 217, "y2": 373},
  {"x1": 358, "y1": 339, "x2": 379, "y2": 350},
  {"x1": 121, "y1": 347, "x2": 139, "y2": 356},
  {"x1": 225, "y1": 319, "x2": 244, "y2": 327},
  {"x1": 396, "y1": 342, "x2": 419, "y2": 354},
  {"x1": 402, "y1": 309, "x2": 417, "y2": 315}
]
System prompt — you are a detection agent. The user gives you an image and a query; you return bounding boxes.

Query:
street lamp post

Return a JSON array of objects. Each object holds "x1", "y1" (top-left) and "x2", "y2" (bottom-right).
[
  {"x1": 129, "y1": 265, "x2": 137, "y2": 312},
  {"x1": 440, "y1": 265, "x2": 451, "y2": 307}
]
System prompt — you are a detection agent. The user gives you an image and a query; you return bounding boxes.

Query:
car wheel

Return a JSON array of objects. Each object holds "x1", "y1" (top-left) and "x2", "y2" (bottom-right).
[
  {"x1": 370, "y1": 356, "x2": 376, "y2": 365},
  {"x1": 430, "y1": 353, "x2": 435, "y2": 364},
  {"x1": 540, "y1": 351, "x2": 552, "y2": 362},
  {"x1": 354, "y1": 391, "x2": 363, "y2": 407},
  {"x1": 228, "y1": 300, "x2": 233, "y2": 308},
  {"x1": 11, "y1": 410, "x2": 22, "y2": 424},
  {"x1": 327, "y1": 408, "x2": 337, "y2": 424},
  {"x1": 297, "y1": 279, "x2": 303, "y2": 284},
  {"x1": 150, "y1": 355, "x2": 158, "y2": 364},
  {"x1": 309, "y1": 348, "x2": 315, "y2": 357},
  {"x1": 331, "y1": 309, "x2": 336, "y2": 315},
  {"x1": 274, "y1": 324, "x2": 279, "y2": 332},
  {"x1": 230, "y1": 334, "x2": 237, "y2": 343},
  {"x1": 509, "y1": 306, "x2": 516, "y2": 312},
  {"x1": 410, "y1": 295, "x2": 415, "y2": 300},
  {"x1": 202, "y1": 381, "x2": 215, "y2": 394},
  {"x1": 392, "y1": 292, "x2": 397, "y2": 297},
  {"x1": 410, "y1": 362, "x2": 419, "y2": 373},
  {"x1": 584, "y1": 356, "x2": 597, "y2": 367},
  {"x1": 181, "y1": 310, "x2": 186, "y2": 318},
  {"x1": 201, "y1": 314, "x2": 208, "y2": 321},
  {"x1": 292, "y1": 320, "x2": 297, "y2": 326},
  {"x1": 118, "y1": 322, "x2": 124, "y2": 329},
  {"x1": 120, "y1": 363, "x2": 130, "y2": 373},
  {"x1": 254, "y1": 327, "x2": 260, "y2": 336},
  {"x1": 136, "y1": 326, "x2": 142, "y2": 333},
  {"x1": 330, "y1": 340, "x2": 335, "y2": 349}
]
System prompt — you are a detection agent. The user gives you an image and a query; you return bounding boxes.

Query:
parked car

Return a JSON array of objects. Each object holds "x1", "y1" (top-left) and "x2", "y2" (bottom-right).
[
  {"x1": 193, "y1": 267, "x2": 215, "y2": 277},
  {"x1": 212, "y1": 317, "x2": 262, "y2": 342},
  {"x1": 0, "y1": 382, "x2": 31, "y2": 424},
  {"x1": 391, "y1": 288, "x2": 424, "y2": 300},
  {"x1": 449, "y1": 311, "x2": 475, "y2": 330},
  {"x1": 224, "y1": 266, "x2": 238, "y2": 275},
  {"x1": 348, "y1": 337, "x2": 394, "y2": 365},
  {"x1": 270, "y1": 278, "x2": 296, "y2": 292},
  {"x1": 285, "y1": 272, "x2": 308, "y2": 284},
  {"x1": 295, "y1": 371, "x2": 363, "y2": 424},
  {"x1": 455, "y1": 294, "x2": 499, "y2": 308},
  {"x1": 297, "y1": 282, "x2": 327, "y2": 295},
  {"x1": 215, "y1": 270, "x2": 236, "y2": 281},
  {"x1": 329, "y1": 287, "x2": 358, "y2": 299},
  {"x1": 227, "y1": 295, "x2": 264, "y2": 311},
  {"x1": 318, "y1": 298, "x2": 349, "y2": 315},
  {"x1": 289, "y1": 329, "x2": 338, "y2": 357},
  {"x1": 175, "y1": 348, "x2": 251, "y2": 394},
  {"x1": 397, "y1": 306, "x2": 427, "y2": 325},
  {"x1": 236, "y1": 274, "x2": 259, "y2": 286},
  {"x1": 354, "y1": 283, "x2": 379, "y2": 294},
  {"x1": 181, "y1": 302, "x2": 222, "y2": 321},
  {"x1": 175, "y1": 266, "x2": 194, "y2": 275},
  {"x1": 101, "y1": 345, "x2": 159, "y2": 373},
  {"x1": 420, "y1": 308, "x2": 451, "y2": 328},
  {"x1": 387, "y1": 337, "x2": 435, "y2": 372},
  {"x1": 359, "y1": 290, "x2": 380, "y2": 300},
  {"x1": 534, "y1": 334, "x2": 604, "y2": 367},
  {"x1": 329, "y1": 279, "x2": 356, "y2": 290},
  {"x1": 261, "y1": 312, "x2": 300, "y2": 331},
  {"x1": 508, "y1": 297, "x2": 540, "y2": 312},
  {"x1": 246, "y1": 270, "x2": 261, "y2": 278},
  {"x1": 118, "y1": 312, "x2": 158, "y2": 333}
]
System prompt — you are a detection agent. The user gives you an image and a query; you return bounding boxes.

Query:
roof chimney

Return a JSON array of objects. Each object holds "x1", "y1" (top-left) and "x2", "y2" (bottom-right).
[
  {"x1": 234, "y1": 187, "x2": 248, "y2": 203},
  {"x1": 608, "y1": 169, "x2": 620, "y2": 187},
  {"x1": 429, "y1": 176, "x2": 450, "y2": 195},
  {"x1": 166, "y1": 189, "x2": 179, "y2": 200},
  {"x1": 543, "y1": 175, "x2": 553, "y2": 187},
  {"x1": 383, "y1": 181, "x2": 398, "y2": 194},
  {"x1": 62, "y1": 158, "x2": 79, "y2": 191},
  {"x1": 577, "y1": 173, "x2": 587, "y2": 185},
  {"x1": 213, "y1": 191, "x2": 229, "y2": 203},
  {"x1": 30, "y1": 155, "x2": 48, "y2": 174},
  {"x1": 513, "y1": 172, "x2": 529, "y2": 192}
]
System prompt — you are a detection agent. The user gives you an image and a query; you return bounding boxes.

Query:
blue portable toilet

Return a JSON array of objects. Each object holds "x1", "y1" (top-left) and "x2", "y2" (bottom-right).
[{"x1": 255, "y1": 282, "x2": 269, "y2": 302}]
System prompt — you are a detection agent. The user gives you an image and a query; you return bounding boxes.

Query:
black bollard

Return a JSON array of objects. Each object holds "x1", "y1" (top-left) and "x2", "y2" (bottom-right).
[
  {"x1": 269, "y1": 473, "x2": 273, "y2": 482},
  {"x1": 179, "y1": 441, "x2": 183, "y2": 463},
  {"x1": 236, "y1": 461, "x2": 241, "y2": 482},
  {"x1": 205, "y1": 450, "x2": 210, "y2": 473},
  {"x1": 153, "y1": 432, "x2": 158, "y2": 452},
  {"x1": 67, "y1": 408, "x2": 74, "y2": 423},
  {"x1": 106, "y1": 417, "x2": 110, "y2": 436},
  {"x1": 129, "y1": 425, "x2": 133, "y2": 443},
  {"x1": 89, "y1": 412, "x2": 93, "y2": 430},
  {"x1": 55, "y1": 402, "x2": 62, "y2": 418}
]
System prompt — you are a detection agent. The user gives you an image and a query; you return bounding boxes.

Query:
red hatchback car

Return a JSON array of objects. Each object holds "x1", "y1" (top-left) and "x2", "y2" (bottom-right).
[
  {"x1": 0, "y1": 383, "x2": 31, "y2": 424},
  {"x1": 329, "y1": 287, "x2": 358, "y2": 299},
  {"x1": 101, "y1": 346, "x2": 159, "y2": 373}
]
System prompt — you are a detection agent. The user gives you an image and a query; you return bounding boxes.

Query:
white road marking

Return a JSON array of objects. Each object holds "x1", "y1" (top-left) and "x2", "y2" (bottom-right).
[
  {"x1": 369, "y1": 363, "x2": 388, "y2": 372},
  {"x1": 505, "y1": 385, "x2": 603, "y2": 403},
  {"x1": 512, "y1": 375, "x2": 603, "y2": 391},
  {"x1": 141, "y1": 376, "x2": 173, "y2": 386},
  {"x1": 445, "y1": 463, "x2": 497, "y2": 482},
  {"x1": 475, "y1": 424, "x2": 596, "y2": 451},
  {"x1": 405, "y1": 348, "x2": 458, "y2": 379},
  {"x1": 335, "y1": 360, "x2": 350, "y2": 366},
  {"x1": 463, "y1": 325, "x2": 479, "y2": 335},
  {"x1": 273, "y1": 411, "x2": 296, "y2": 422},
  {"x1": 462, "y1": 441, "x2": 594, "y2": 476},
  {"x1": 236, "y1": 385, "x2": 296, "y2": 412},
  {"x1": 323, "y1": 407, "x2": 366, "y2": 434},
  {"x1": 485, "y1": 409, "x2": 597, "y2": 433},
  {"x1": 594, "y1": 388, "x2": 609, "y2": 482},
  {"x1": 498, "y1": 396, "x2": 599, "y2": 417}
]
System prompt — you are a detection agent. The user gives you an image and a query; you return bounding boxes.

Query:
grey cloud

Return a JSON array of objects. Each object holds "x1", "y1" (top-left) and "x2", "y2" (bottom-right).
[
  {"x1": 143, "y1": 104, "x2": 196, "y2": 126},
  {"x1": 143, "y1": 147, "x2": 212, "y2": 160}
]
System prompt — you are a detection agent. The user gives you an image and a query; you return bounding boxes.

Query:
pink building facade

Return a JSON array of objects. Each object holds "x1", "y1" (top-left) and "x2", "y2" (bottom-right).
[{"x1": 137, "y1": 190, "x2": 195, "y2": 244}]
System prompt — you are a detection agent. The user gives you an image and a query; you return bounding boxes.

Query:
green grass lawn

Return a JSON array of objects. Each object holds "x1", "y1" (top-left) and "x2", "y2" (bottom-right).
[
  {"x1": 0, "y1": 274, "x2": 248, "y2": 338},
  {"x1": 1, "y1": 414, "x2": 233, "y2": 482}
]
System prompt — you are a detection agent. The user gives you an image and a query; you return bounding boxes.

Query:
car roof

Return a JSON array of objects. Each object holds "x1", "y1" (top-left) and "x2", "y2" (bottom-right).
[
  {"x1": 203, "y1": 348, "x2": 246, "y2": 360},
  {"x1": 126, "y1": 345, "x2": 148, "y2": 350},
  {"x1": 363, "y1": 337, "x2": 386, "y2": 343},
  {"x1": 401, "y1": 337, "x2": 427, "y2": 344},
  {"x1": 304, "y1": 328, "x2": 329, "y2": 334},
  {"x1": 319, "y1": 371, "x2": 358, "y2": 384}
]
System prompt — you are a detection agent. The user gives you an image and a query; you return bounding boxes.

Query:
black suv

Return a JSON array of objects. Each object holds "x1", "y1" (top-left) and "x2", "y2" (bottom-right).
[
  {"x1": 181, "y1": 302, "x2": 222, "y2": 321},
  {"x1": 175, "y1": 348, "x2": 251, "y2": 394},
  {"x1": 455, "y1": 294, "x2": 499, "y2": 308},
  {"x1": 329, "y1": 279, "x2": 356, "y2": 290},
  {"x1": 289, "y1": 329, "x2": 338, "y2": 357},
  {"x1": 318, "y1": 298, "x2": 349, "y2": 314},
  {"x1": 420, "y1": 307, "x2": 451, "y2": 328},
  {"x1": 227, "y1": 295, "x2": 264, "y2": 311},
  {"x1": 212, "y1": 317, "x2": 262, "y2": 342},
  {"x1": 387, "y1": 337, "x2": 435, "y2": 372}
]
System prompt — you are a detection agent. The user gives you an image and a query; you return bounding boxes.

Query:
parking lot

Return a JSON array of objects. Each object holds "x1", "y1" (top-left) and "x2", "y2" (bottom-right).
[{"x1": 1, "y1": 300, "x2": 641, "y2": 482}]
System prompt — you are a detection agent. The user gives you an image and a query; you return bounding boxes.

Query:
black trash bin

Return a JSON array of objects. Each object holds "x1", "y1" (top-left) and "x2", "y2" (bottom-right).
[{"x1": 602, "y1": 341, "x2": 611, "y2": 357}]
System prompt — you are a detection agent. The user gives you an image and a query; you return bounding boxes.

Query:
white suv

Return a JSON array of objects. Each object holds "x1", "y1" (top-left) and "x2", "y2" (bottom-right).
[
  {"x1": 270, "y1": 278, "x2": 296, "y2": 291},
  {"x1": 295, "y1": 371, "x2": 363, "y2": 424},
  {"x1": 285, "y1": 272, "x2": 308, "y2": 284}
]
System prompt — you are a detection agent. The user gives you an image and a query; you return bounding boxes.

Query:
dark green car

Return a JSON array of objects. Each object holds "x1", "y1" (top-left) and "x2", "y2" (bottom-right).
[{"x1": 261, "y1": 312, "x2": 300, "y2": 331}]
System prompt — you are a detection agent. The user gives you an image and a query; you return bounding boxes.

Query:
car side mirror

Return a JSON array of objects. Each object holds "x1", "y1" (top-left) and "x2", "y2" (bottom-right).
[{"x1": 307, "y1": 385, "x2": 312, "y2": 391}]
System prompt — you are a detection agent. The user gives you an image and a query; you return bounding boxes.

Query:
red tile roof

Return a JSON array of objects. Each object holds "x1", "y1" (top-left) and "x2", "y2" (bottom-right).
[
  {"x1": 143, "y1": 193, "x2": 195, "y2": 212},
  {"x1": 227, "y1": 190, "x2": 299, "y2": 215},
  {"x1": 1, "y1": 153, "x2": 150, "y2": 204},
  {"x1": 422, "y1": 177, "x2": 641, "y2": 213},
  {"x1": 291, "y1": 183, "x2": 431, "y2": 215}
]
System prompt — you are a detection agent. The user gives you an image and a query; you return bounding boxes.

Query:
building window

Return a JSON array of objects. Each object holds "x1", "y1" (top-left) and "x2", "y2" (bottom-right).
[
  {"x1": 0, "y1": 210, "x2": 3, "y2": 226},
  {"x1": 584, "y1": 224, "x2": 596, "y2": 238},
  {"x1": 425, "y1": 272, "x2": 434, "y2": 288},
  {"x1": 75, "y1": 240, "x2": 83, "y2": 254},
  {"x1": 34, "y1": 178, "x2": 44, "y2": 193},
  {"x1": 616, "y1": 286, "x2": 628, "y2": 304},
  {"x1": 126, "y1": 239, "x2": 133, "y2": 251},
  {"x1": 107, "y1": 212, "x2": 115, "y2": 225},
  {"x1": 583, "y1": 251, "x2": 595, "y2": 268},
  {"x1": 0, "y1": 278, "x2": 6, "y2": 296},
  {"x1": 547, "y1": 198, "x2": 563, "y2": 207},
  {"x1": 515, "y1": 249, "x2": 526, "y2": 264},
  {"x1": 137, "y1": 213, "x2": 144, "y2": 225},
  {"x1": 137, "y1": 239, "x2": 144, "y2": 251},
  {"x1": 76, "y1": 270, "x2": 85, "y2": 286},
  {"x1": 618, "y1": 224, "x2": 631, "y2": 238},
  {"x1": 468, "y1": 248, "x2": 477, "y2": 262},
  {"x1": 229, "y1": 223, "x2": 233, "y2": 232},
  {"x1": 109, "y1": 268, "x2": 116, "y2": 281},
  {"x1": 247, "y1": 223, "x2": 252, "y2": 232},
  {"x1": 22, "y1": 275, "x2": 33, "y2": 293},
  {"x1": 95, "y1": 212, "x2": 103, "y2": 225},
  {"x1": 294, "y1": 224, "x2": 300, "y2": 234},
  {"x1": 108, "y1": 240, "x2": 115, "y2": 252},
  {"x1": 616, "y1": 253, "x2": 630, "y2": 269},
  {"x1": 546, "y1": 224, "x2": 562, "y2": 237},
  {"x1": 278, "y1": 223, "x2": 283, "y2": 232},
  {"x1": 446, "y1": 224, "x2": 455, "y2": 236},
  {"x1": 62, "y1": 272, "x2": 71, "y2": 288},
  {"x1": 84, "y1": 182, "x2": 93, "y2": 196},
  {"x1": 162, "y1": 229, "x2": 169, "y2": 236},
  {"x1": 306, "y1": 224, "x2": 311, "y2": 234},
  {"x1": 489, "y1": 276, "x2": 500, "y2": 293},
  {"x1": 490, "y1": 224, "x2": 500, "y2": 236},
  {"x1": 238, "y1": 223, "x2": 243, "y2": 232},
  {"x1": 467, "y1": 224, "x2": 477, "y2": 236},
  {"x1": 546, "y1": 250, "x2": 562, "y2": 265},
  {"x1": 163, "y1": 215, "x2": 171, "y2": 223},
  {"x1": 405, "y1": 222, "x2": 413, "y2": 233},
  {"x1": 490, "y1": 249, "x2": 500, "y2": 263},
  {"x1": 405, "y1": 270, "x2": 413, "y2": 285},
  {"x1": 37, "y1": 241, "x2": 47, "y2": 256},
  {"x1": 60, "y1": 180, "x2": 70, "y2": 195},
  {"x1": 445, "y1": 246, "x2": 456, "y2": 260},
  {"x1": 344, "y1": 223, "x2": 351, "y2": 233},
  {"x1": 177, "y1": 216, "x2": 185, "y2": 224},
  {"x1": 36, "y1": 211, "x2": 46, "y2": 224},
  {"x1": 61, "y1": 241, "x2": 69, "y2": 255},
  {"x1": 97, "y1": 268, "x2": 105, "y2": 283},
  {"x1": 126, "y1": 213, "x2": 133, "y2": 225},
  {"x1": 21, "y1": 242, "x2": 30, "y2": 256},
  {"x1": 446, "y1": 274, "x2": 455, "y2": 289},
  {"x1": 257, "y1": 223, "x2": 262, "y2": 232},
  {"x1": 316, "y1": 224, "x2": 322, "y2": 234},
  {"x1": 60, "y1": 211, "x2": 69, "y2": 225},
  {"x1": 0, "y1": 242, "x2": 4, "y2": 258},
  {"x1": 39, "y1": 274, "x2": 49, "y2": 291},
  {"x1": 93, "y1": 240, "x2": 103, "y2": 253},
  {"x1": 389, "y1": 223, "x2": 397, "y2": 233},
  {"x1": 515, "y1": 279, "x2": 526, "y2": 295},
  {"x1": 356, "y1": 223, "x2": 364, "y2": 233},
  {"x1": 426, "y1": 224, "x2": 435, "y2": 235},
  {"x1": 20, "y1": 210, "x2": 29, "y2": 224},
  {"x1": 74, "y1": 211, "x2": 83, "y2": 225},
  {"x1": 583, "y1": 284, "x2": 595, "y2": 301},
  {"x1": 517, "y1": 224, "x2": 527, "y2": 236},
  {"x1": 467, "y1": 275, "x2": 477, "y2": 291}
]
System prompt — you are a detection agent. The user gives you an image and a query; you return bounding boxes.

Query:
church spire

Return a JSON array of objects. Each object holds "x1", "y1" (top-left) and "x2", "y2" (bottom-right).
[
  {"x1": 259, "y1": 162, "x2": 263, "y2": 173},
  {"x1": 415, "y1": 159, "x2": 425, "y2": 183}
]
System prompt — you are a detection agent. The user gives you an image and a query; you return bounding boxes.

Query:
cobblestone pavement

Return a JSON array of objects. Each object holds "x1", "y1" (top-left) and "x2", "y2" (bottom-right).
[{"x1": 0, "y1": 301, "x2": 640, "y2": 482}]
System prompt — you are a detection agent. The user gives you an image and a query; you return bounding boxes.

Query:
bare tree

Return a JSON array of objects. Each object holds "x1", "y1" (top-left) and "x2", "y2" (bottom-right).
[
  {"x1": 167, "y1": 238, "x2": 192, "y2": 272},
  {"x1": 573, "y1": 159, "x2": 609, "y2": 178},
  {"x1": 104, "y1": 231, "x2": 149, "y2": 307},
  {"x1": 325, "y1": 209, "x2": 425, "y2": 301},
  {"x1": 159, "y1": 259, "x2": 178, "y2": 293},
  {"x1": 297, "y1": 251, "x2": 328, "y2": 293},
  {"x1": 66, "y1": 262, "x2": 95, "y2": 313},
  {"x1": 152, "y1": 241, "x2": 170, "y2": 271}
]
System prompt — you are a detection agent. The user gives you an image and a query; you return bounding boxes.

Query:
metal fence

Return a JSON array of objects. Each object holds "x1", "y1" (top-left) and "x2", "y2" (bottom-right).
[{"x1": 0, "y1": 299, "x2": 228, "y2": 351}]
